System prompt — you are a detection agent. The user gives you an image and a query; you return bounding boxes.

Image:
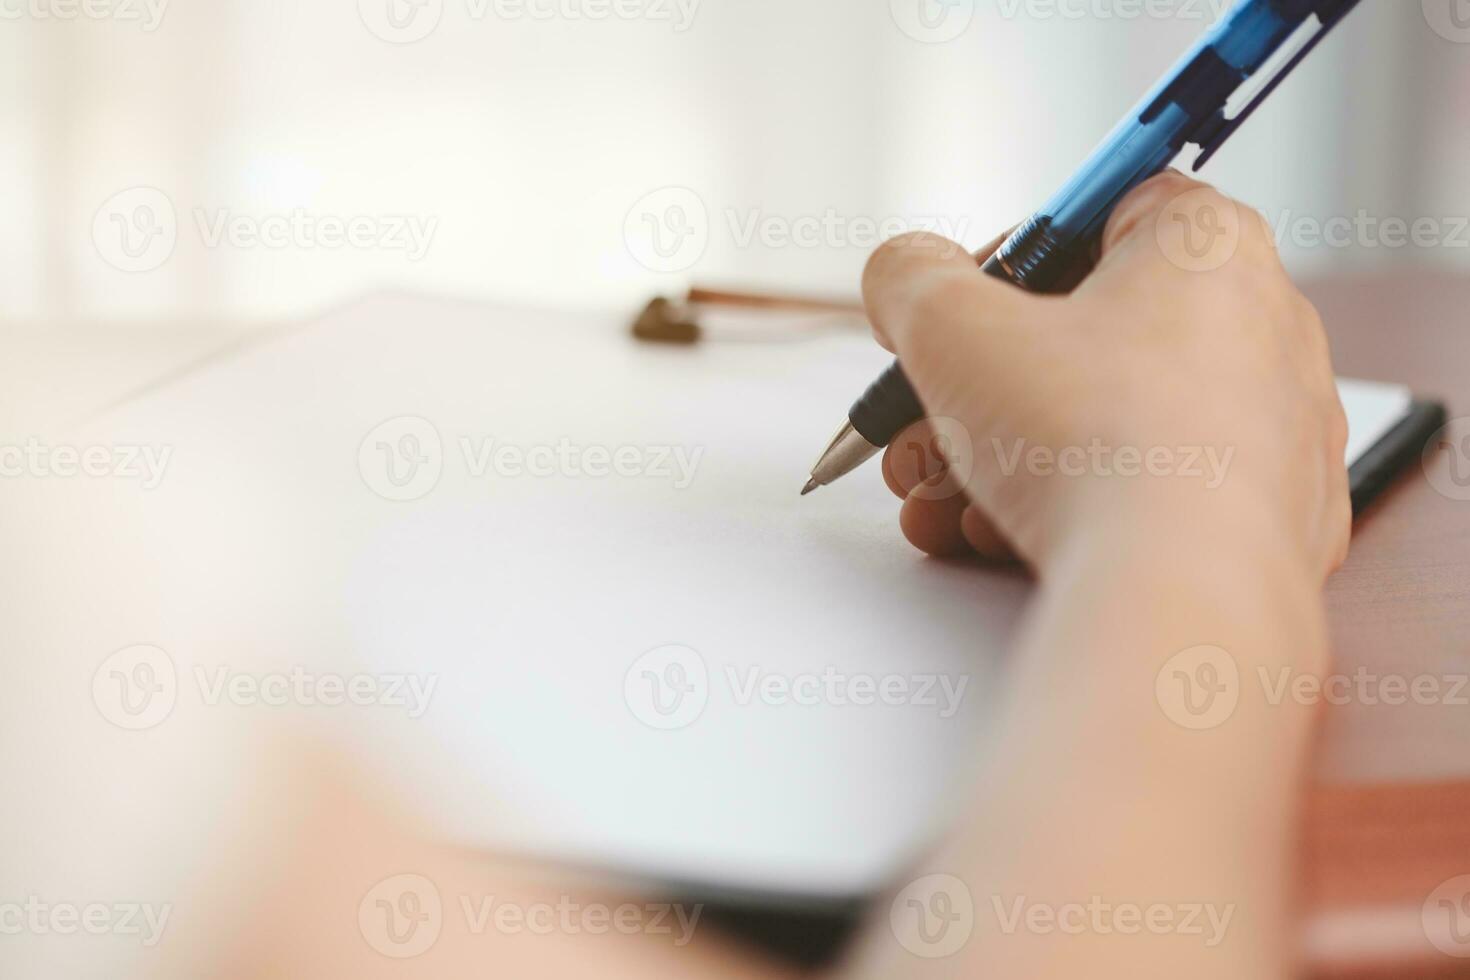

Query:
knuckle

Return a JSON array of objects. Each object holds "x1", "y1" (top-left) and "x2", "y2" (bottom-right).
[
  {"x1": 1213, "y1": 246, "x2": 1296, "y2": 309},
  {"x1": 1294, "y1": 294, "x2": 1324, "y2": 332},
  {"x1": 1332, "y1": 496, "x2": 1353, "y2": 566},
  {"x1": 1104, "y1": 171, "x2": 1209, "y2": 249},
  {"x1": 1330, "y1": 399, "x2": 1351, "y2": 451},
  {"x1": 1243, "y1": 205, "x2": 1279, "y2": 251},
  {"x1": 1231, "y1": 205, "x2": 1283, "y2": 266},
  {"x1": 1301, "y1": 300, "x2": 1333, "y2": 357}
]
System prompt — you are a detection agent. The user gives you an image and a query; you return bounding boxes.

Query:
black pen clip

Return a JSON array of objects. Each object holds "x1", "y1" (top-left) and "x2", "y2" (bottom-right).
[{"x1": 1193, "y1": 0, "x2": 1363, "y2": 170}]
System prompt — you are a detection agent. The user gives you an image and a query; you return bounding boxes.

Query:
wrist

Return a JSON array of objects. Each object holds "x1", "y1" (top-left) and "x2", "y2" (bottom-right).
[
  {"x1": 1049, "y1": 474, "x2": 1323, "y2": 577},
  {"x1": 1045, "y1": 497, "x2": 1332, "y2": 676}
]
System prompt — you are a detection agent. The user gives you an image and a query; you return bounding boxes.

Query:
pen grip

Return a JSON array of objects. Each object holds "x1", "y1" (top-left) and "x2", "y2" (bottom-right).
[
  {"x1": 850, "y1": 360, "x2": 924, "y2": 449},
  {"x1": 982, "y1": 216, "x2": 1093, "y2": 293},
  {"x1": 848, "y1": 232, "x2": 1066, "y2": 449}
]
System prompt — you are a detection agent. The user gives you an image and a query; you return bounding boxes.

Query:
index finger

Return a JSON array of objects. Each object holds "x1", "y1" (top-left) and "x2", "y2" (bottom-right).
[{"x1": 1086, "y1": 170, "x2": 1279, "y2": 291}]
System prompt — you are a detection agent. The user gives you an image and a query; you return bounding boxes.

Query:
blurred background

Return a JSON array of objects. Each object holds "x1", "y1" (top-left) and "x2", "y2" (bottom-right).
[{"x1": 1, "y1": 0, "x2": 1467, "y2": 323}]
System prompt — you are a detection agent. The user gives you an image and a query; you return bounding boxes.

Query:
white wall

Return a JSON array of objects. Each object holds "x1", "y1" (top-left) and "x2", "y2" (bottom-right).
[{"x1": 4, "y1": 0, "x2": 1466, "y2": 322}]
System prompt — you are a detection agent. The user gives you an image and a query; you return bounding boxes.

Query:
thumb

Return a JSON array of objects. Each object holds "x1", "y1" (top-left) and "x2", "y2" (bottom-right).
[
  {"x1": 862, "y1": 231, "x2": 1035, "y2": 354},
  {"x1": 862, "y1": 230, "x2": 1059, "y2": 417}
]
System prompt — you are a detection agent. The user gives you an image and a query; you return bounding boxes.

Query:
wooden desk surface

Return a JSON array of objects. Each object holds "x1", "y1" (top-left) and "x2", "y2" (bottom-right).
[
  {"x1": 1296, "y1": 272, "x2": 1470, "y2": 978},
  {"x1": 1311, "y1": 272, "x2": 1470, "y2": 784}
]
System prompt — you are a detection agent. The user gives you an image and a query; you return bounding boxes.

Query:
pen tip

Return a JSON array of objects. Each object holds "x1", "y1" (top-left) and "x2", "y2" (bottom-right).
[{"x1": 800, "y1": 479, "x2": 819, "y2": 497}]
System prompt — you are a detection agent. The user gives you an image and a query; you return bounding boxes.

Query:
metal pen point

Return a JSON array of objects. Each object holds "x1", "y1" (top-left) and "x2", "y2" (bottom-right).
[{"x1": 802, "y1": 421, "x2": 882, "y2": 496}]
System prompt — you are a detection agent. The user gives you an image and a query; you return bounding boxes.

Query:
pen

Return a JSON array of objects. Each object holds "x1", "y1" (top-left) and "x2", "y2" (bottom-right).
[{"x1": 801, "y1": 0, "x2": 1363, "y2": 497}]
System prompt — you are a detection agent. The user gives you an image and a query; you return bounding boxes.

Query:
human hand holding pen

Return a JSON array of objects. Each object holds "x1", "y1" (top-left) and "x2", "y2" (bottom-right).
[
  {"x1": 117, "y1": 174, "x2": 1353, "y2": 980},
  {"x1": 870, "y1": 171, "x2": 1351, "y2": 583}
]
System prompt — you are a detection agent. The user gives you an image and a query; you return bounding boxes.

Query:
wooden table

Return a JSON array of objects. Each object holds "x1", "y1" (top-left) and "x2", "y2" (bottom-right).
[{"x1": 1292, "y1": 273, "x2": 1470, "y2": 978}]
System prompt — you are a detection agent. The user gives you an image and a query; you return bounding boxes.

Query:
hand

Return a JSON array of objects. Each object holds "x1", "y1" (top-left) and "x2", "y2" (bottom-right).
[{"x1": 866, "y1": 171, "x2": 1350, "y2": 584}]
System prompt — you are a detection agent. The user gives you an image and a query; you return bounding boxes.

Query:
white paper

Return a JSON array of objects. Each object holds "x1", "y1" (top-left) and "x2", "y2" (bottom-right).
[{"x1": 65, "y1": 293, "x2": 1416, "y2": 897}]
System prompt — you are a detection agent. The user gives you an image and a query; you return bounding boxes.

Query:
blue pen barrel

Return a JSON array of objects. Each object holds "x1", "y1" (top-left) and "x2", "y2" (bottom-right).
[
  {"x1": 845, "y1": 0, "x2": 1363, "y2": 450},
  {"x1": 994, "y1": 0, "x2": 1319, "y2": 289},
  {"x1": 988, "y1": 0, "x2": 1353, "y2": 293}
]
